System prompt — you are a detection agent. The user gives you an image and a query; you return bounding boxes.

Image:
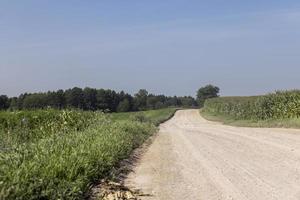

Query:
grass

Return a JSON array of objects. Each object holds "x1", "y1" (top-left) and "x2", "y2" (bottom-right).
[
  {"x1": 110, "y1": 108, "x2": 178, "y2": 125},
  {"x1": 0, "y1": 108, "x2": 177, "y2": 200},
  {"x1": 201, "y1": 110, "x2": 300, "y2": 129}
]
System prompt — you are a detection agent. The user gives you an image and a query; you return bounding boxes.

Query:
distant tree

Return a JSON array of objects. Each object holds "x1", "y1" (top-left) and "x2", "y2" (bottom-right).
[
  {"x1": 119, "y1": 91, "x2": 134, "y2": 111},
  {"x1": 146, "y1": 95, "x2": 158, "y2": 110},
  {"x1": 2, "y1": 86, "x2": 199, "y2": 112},
  {"x1": 109, "y1": 90, "x2": 120, "y2": 112},
  {"x1": 155, "y1": 101, "x2": 164, "y2": 109},
  {"x1": 83, "y1": 87, "x2": 97, "y2": 110},
  {"x1": 56, "y1": 89, "x2": 66, "y2": 109},
  {"x1": 46, "y1": 90, "x2": 65, "y2": 109},
  {"x1": 23, "y1": 93, "x2": 47, "y2": 109},
  {"x1": 9, "y1": 97, "x2": 18, "y2": 110},
  {"x1": 96, "y1": 89, "x2": 108, "y2": 111},
  {"x1": 0, "y1": 95, "x2": 9, "y2": 110},
  {"x1": 179, "y1": 96, "x2": 198, "y2": 107},
  {"x1": 117, "y1": 99, "x2": 131, "y2": 112},
  {"x1": 16, "y1": 93, "x2": 28, "y2": 109},
  {"x1": 165, "y1": 96, "x2": 179, "y2": 107},
  {"x1": 134, "y1": 89, "x2": 148, "y2": 110},
  {"x1": 197, "y1": 84, "x2": 220, "y2": 107},
  {"x1": 65, "y1": 87, "x2": 85, "y2": 109}
]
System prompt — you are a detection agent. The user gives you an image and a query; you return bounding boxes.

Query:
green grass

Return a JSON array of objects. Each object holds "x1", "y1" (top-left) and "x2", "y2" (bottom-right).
[
  {"x1": 110, "y1": 108, "x2": 178, "y2": 125},
  {"x1": 0, "y1": 108, "x2": 177, "y2": 200},
  {"x1": 0, "y1": 109, "x2": 100, "y2": 148},
  {"x1": 201, "y1": 110, "x2": 300, "y2": 129}
]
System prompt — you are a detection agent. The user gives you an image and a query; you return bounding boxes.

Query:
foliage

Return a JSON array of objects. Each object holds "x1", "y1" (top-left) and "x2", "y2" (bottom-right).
[
  {"x1": 0, "y1": 95, "x2": 9, "y2": 110},
  {"x1": 197, "y1": 85, "x2": 220, "y2": 107},
  {"x1": 134, "y1": 89, "x2": 148, "y2": 111},
  {"x1": 0, "y1": 108, "x2": 176, "y2": 200},
  {"x1": 2, "y1": 87, "x2": 197, "y2": 112},
  {"x1": 0, "y1": 109, "x2": 99, "y2": 147},
  {"x1": 117, "y1": 99, "x2": 131, "y2": 112},
  {"x1": 111, "y1": 108, "x2": 177, "y2": 126},
  {"x1": 203, "y1": 90, "x2": 300, "y2": 120}
]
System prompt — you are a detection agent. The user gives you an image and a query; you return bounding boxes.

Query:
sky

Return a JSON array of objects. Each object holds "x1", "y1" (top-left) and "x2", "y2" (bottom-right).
[{"x1": 0, "y1": 1, "x2": 300, "y2": 97}]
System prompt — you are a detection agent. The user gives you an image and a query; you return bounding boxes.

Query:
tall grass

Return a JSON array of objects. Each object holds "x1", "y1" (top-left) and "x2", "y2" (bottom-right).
[
  {"x1": 0, "y1": 108, "x2": 176, "y2": 200},
  {"x1": 203, "y1": 90, "x2": 300, "y2": 120},
  {"x1": 110, "y1": 108, "x2": 178, "y2": 125},
  {"x1": 0, "y1": 110, "x2": 99, "y2": 148}
]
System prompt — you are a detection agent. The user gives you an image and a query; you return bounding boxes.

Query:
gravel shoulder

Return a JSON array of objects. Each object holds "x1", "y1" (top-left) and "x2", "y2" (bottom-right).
[{"x1": 125, "y1": 109, "x2": 300, "y2": 200}]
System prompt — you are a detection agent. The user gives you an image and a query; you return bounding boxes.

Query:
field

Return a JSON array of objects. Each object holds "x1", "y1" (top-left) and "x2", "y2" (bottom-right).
[
  {"x1": 202, "y1": 90, "x2": 300, "y2": 128},
  {"x1": 0, "y1": 108, "x2": 177, "y2": 200}
]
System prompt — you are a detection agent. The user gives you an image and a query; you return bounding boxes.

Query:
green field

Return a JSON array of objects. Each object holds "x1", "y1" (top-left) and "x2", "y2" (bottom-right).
[
  {"x1": 0, "y1": 108, "x2": 177, "y2": 200},
  {"x1": 202, "y1": 90, "x2": 300, "y2": 128},
  {"x1": 201, "y1": 110, "x2": 300, "y2": 128}
]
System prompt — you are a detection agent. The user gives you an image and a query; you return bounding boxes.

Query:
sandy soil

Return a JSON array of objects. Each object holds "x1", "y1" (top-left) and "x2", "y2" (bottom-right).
[{"x1": 124, "y1": 109, "x2": 300, "y2": 200}]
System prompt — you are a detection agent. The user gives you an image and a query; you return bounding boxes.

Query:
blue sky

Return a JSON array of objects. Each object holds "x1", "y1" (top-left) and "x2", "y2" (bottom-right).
[{"x1": 1, "y1": 1, "x2": 300, "y2": 97}]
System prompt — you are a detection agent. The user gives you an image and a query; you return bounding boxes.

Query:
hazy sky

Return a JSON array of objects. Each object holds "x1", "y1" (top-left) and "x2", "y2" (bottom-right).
[{"x1": 1, "y1": 1, "x2": 300, "y2": 97}]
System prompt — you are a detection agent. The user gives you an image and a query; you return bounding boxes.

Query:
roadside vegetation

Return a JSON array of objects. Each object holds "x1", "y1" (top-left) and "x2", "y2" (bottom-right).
[
  {"x1": 0, "y1": 108, "x2": 177, "y2": 200},
  {"x1": 202, "y1": 90, "x2": 300, "y2": 128},
  {"x1": 110, "y1": 108, "x2": 178, "y2": 125}
]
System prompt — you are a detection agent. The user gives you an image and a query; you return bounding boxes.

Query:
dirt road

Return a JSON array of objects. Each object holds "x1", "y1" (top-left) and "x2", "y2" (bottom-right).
[{"x1": 125, "y1": 109, "x2": 300, "y2": 200}]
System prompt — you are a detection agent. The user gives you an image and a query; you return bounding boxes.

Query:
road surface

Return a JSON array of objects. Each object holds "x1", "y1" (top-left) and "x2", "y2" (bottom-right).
[{"x1": 125, "y1": 109, "x2": 300, "y2": 200}]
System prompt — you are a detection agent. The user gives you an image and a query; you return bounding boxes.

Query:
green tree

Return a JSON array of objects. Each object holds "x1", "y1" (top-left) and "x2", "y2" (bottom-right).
[
  {"x1": 9, "y1": 97, "x2": 18, "y2": 110},
  {"x1": 0, "y1": 95, "x2": 9, "y2": 110},
  {"x1": 146, "y1": 95, "x2": 158, "y2": 109},
  {"x1": 23, "y1": 93, "x2": 47, "y2": 109},
  {"x1": 134, "y1": 89, "x2": 148, "y2": 110},
  {"x1": 46, "y1": 90, "x2": 65, "y2": 109},
  {"x1": 197, "y1": 85, "x2": 220, "y2": 107},
  {"x1": 179, "y1": 96, "x2": 197, "y2": 107},
  {"x1": 65, "y1": 87, "x2": 85, "y2": 109},
  {"x1": 83, "y1": 87, "x2": 97, "y2": 110},
  {"x1": 117, "y1": 99, "x2": 130, "y2": 112}
]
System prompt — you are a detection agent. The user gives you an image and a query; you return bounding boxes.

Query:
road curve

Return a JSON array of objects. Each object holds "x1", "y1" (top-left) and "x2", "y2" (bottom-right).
[{"x1": 125, "y1": 109, "x2": 300, "y2": 200}]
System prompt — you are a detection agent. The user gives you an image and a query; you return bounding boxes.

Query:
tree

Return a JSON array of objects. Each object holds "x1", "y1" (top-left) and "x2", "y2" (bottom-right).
[
  {"x1": 65, "y1": 87, "x2": 85, "y2": 109},
  {"x1": 1, "y1": 86, "x2": 199, "y2": 112},
  {"x1": 165, "y1": 96, "x2": 179, "y2": 107},
  {"x1": 83, "y1": 87, "x2": 97, "y2": 110},
  {"x1": 179, "y1": 96, "x2": 198, "y2": 107},
  {"x1": 16, "y1": 93, "x2": 28, "y2": 109},
  {"x1": 146, "y1": 95, "x2": 158, "y2": 109},
  {"x1": 134, "y1": 89, "x2": 148, "y2": 111},
  {"x1": 46, "y1": 90, "x2": 65, "y2": 109},
  {"x1": 9, "y1": 97, "x2": 18, "y2": 110},
  {"x1": 0, "y1": 95, "x2": 9, "y2": 110},
  {"x1": 23, "y1": 93, "x2": 47, "y2": 109},
  {"x1": 117, "y1": 99, "x2": 130, "y2": 112},
  {"x1": 197, "y1": 85, "x2": 220, "y2": 107}
]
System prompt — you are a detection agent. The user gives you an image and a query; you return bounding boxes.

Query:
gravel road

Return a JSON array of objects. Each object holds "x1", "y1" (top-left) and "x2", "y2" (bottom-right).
[{"x1": 125, "y1": 109, "x2": 300, "y2": 200}]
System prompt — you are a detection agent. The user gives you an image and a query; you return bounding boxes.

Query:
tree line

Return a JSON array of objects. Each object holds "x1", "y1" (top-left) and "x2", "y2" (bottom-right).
[
  {"x1": 0, "y1": 87, "x2": 198, "y2": 112},
  {"x1": 0, "y1": 85, "x2": 219, "y2": 112}
]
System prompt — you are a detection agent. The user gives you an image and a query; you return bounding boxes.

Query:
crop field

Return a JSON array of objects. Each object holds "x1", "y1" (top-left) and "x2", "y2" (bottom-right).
[
  {"x1": 202, "y1": 90, "x2": 300, "y2": 127},
  {"x1": 0, "y1": 108, "x2": 177, "y2": 200}
]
